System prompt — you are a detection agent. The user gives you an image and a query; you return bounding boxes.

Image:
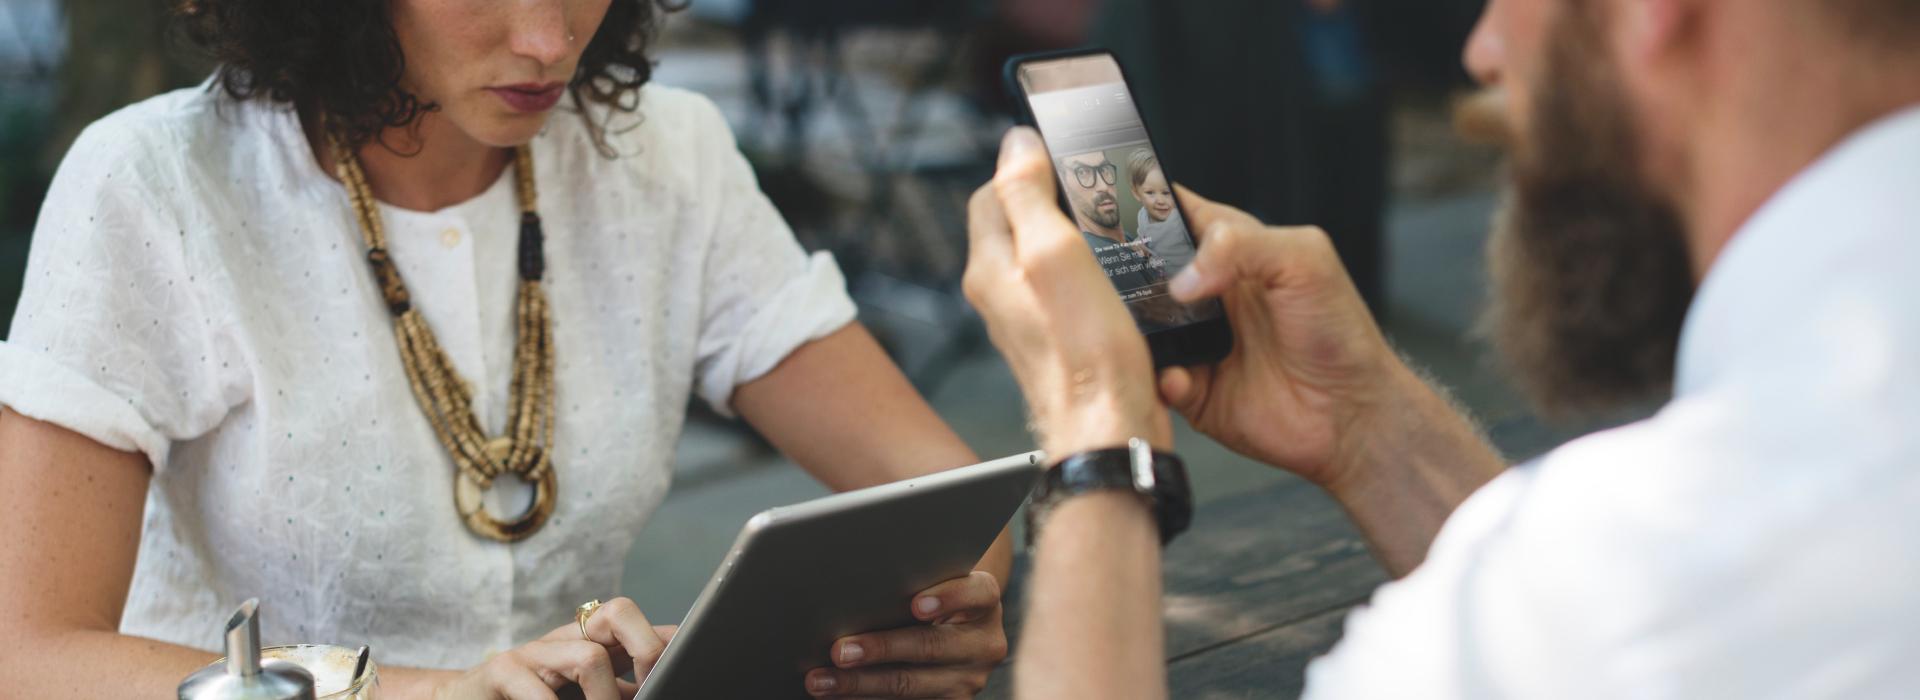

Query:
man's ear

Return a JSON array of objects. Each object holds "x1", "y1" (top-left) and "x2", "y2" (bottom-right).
[{"x1": 1622, "y1": 0, "x2": 1700, "y2": 66}]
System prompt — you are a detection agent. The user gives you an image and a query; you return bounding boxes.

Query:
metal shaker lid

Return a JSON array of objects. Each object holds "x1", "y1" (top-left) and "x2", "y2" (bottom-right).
[{"x1": 178, "y1": 599, "x2": 317, "y2": 700}]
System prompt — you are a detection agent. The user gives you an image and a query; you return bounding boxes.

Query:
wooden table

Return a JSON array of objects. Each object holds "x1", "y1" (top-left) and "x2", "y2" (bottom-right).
[{"x1": 980, "y1": 476, "x2": 1389, "y2": 699}]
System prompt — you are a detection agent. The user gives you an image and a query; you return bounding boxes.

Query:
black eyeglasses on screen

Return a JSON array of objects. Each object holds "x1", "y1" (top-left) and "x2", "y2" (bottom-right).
[{"x1": 1070, "y1": 162, "x2": 1119, "y2": 188}]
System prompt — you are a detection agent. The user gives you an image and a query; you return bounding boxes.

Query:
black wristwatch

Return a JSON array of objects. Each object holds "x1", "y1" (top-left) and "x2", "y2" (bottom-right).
[{"x1": 1026, "y1": 438, "x2": 1193, "y2": 547}]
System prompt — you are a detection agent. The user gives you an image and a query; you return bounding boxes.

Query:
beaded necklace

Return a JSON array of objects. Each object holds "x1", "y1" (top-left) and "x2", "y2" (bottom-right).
[{"x1": 334, "y1": 137, "x2": 558, "y2": 542}]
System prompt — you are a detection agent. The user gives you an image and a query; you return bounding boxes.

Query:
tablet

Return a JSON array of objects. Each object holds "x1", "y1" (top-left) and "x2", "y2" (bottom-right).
[{"x1": 633, "y1": 452, "x2": 1043, "y2": 700}]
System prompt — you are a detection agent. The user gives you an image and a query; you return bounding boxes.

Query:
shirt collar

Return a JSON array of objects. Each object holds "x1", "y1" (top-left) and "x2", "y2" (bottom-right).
[{"x1": 1675, "y1": 104, "x2": 1920, "y2": 396}]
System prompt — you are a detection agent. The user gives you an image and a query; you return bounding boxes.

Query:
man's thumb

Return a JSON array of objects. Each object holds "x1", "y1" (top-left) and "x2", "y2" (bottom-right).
[{"x1": 1169, "y1": 226, "x2": 1241, "y2": 302}]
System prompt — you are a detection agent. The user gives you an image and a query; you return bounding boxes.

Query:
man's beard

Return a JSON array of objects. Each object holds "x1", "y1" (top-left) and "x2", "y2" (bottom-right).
[
  {"x1": 1080, "y1": 192, "x2": 1121, "y2": 229},
  {"x1": 1480, "y1": 3, "x2": 1696, "y2": 419}
]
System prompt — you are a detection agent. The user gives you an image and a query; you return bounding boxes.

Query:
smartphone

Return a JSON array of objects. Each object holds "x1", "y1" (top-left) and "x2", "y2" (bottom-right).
[{"x1": 1003, "y1": 48, "x2": 1233, "y2": 368}]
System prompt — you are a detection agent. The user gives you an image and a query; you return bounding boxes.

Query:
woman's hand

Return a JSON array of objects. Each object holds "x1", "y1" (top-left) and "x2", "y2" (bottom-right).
[
  {"x1": 805, "y1": 571, "x2": 1007, "y2": 698},
  {"x1": 962, "y1": 128, "x2": 1173, "y2": 458},
  {"x1": 432, "y1": 597, "x2": 676, "y2": 700},
  {"x1": 1157, "y1": 188, "x2": 1403, "y2": 490}
]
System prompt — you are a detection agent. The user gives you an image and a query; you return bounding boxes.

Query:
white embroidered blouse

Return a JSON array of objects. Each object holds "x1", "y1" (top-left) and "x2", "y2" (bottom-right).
[{"x1": 0, "y1": 82, "x2": 856, "y2": 668}]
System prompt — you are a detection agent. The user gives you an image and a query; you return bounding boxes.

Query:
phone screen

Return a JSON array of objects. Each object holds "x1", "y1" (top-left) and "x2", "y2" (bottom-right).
[{"x1": 1016, "y1": 53, "x2": 1224, "y2": 333}]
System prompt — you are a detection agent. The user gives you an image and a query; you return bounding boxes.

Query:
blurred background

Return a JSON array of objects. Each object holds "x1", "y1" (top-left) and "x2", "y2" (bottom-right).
[{"x1": 0, "y1": 0, "x2": 1632, "y2": 624}]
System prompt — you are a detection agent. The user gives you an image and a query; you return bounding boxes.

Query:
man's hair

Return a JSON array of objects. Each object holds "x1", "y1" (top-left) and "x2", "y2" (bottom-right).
[
  {"x1": 1059, "y1": 151, "x2": 1108, "y2": 165},
  {"x1": 1126, "y1": 149, "x2": 1158, "y2": 190},
  {"x1": 172, "y1": 0, "x2": 686, "y2": 154}
]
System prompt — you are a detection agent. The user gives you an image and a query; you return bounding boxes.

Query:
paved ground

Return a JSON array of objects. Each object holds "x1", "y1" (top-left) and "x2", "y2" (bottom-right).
[{"x1": 619, "y1": 32, "x2": 1626, "y2": 622}]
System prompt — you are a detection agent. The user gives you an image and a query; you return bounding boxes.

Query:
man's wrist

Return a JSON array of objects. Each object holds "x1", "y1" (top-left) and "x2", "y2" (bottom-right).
[
  {"x1": 1035, "y1": 491, "x2": 1158, "y2": 548},
  {"x1": 1036, "y1": 395, "x2": 1170, "y2": 462},
  {"x1": 1315, "y1": 357, "x2": 1507, "y2": 575},
  {"x1": 1323, "y1": 357, "x2": 1426, "y2": 496}
]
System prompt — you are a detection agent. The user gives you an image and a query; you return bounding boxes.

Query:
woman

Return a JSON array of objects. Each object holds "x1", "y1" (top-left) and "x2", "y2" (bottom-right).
[{"x1": 0, "y1": 1, "x2": 1009, "y2": 698}]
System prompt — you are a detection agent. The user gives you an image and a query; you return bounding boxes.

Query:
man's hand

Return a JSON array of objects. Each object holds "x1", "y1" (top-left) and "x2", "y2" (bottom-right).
[
  {"x1": 804, "y1": 572, "x2": 1008, "y2": 698},
  {"x1": 1158, "y1": 189, "x2": 1506, "y2": 573},
  {"x1": 962, "y1": 127, "x2": 1172, "y2": 458},
  {"x1": 1156, "y1": 188, "x2": 1402, "y2": 490}
]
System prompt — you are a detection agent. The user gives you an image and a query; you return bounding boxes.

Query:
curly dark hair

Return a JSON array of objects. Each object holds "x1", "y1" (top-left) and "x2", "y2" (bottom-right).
[{"x1": 172, "y1": 0, "x2": 686, "y2": 154}]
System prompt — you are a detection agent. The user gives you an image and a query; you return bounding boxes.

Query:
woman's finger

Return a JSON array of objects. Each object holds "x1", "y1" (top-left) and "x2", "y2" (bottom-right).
[
  {"x1": 491, "y1": 663, "x2": 561, "y2": 700},
  {"x1": 503, "y1": 640, "x2": 621, "y2": 700},
  {"x1": 831, "y1": 620, "x2": 1005, "y2": 668},
  {"x1": 805, "y1": 664, "x2": 993, "y2": 698},
  {"x1": 908, "y1": 571, "x2": 1001, "y2": 623},
  {"x1": 582, "y1": 597, "x2": 671, "y2": 679}
]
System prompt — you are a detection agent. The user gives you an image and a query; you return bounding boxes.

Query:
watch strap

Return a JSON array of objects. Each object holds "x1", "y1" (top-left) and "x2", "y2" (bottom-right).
[{"x1": 1027, "y1": 443, "x2": 1193, "y2": 546}]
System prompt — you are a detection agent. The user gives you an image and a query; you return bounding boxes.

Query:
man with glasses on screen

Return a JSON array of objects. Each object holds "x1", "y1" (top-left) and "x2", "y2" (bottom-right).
[{"x1": 1059, "y1": 151, "x2": 1162, "y2": 293}]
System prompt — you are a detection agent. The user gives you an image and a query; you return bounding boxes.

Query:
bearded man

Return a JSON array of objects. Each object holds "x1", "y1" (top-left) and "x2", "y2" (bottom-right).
[{"x1": 960, "y1": 0, "x2": 1920, "y2": 697}]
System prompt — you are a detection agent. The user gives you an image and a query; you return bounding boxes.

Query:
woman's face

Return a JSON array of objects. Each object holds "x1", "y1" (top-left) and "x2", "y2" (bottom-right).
[
  {"x1": 1136, "y1": 167, "x2": 1175, "y2": 222},
  {"x1": 390, "y1": 0, "x2": 614, "y2": 147}
]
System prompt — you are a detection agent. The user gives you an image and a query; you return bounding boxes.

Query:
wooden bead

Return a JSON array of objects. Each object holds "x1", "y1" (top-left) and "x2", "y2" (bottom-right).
[{"x1": 337, "y1": 139, "x2": 559, "y2": 542}]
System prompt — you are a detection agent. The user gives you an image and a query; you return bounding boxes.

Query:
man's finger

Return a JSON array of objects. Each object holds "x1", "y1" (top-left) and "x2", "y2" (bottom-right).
[
  {"x1": 965, "y1": 184, "x2": 1014, "y2": 264},
  {"x1": 909, "y1": 571, "x2": 1001, "y2": 622},
  {"x1": 1170, "y1": 221, "x2": 1337, "y2": 303},
  {"x1": 1173, "y1": 183, "x2": 1257, "y2": 241},
  {"x1": 1168, "y1": 183, "x2": 1275, "y2": 302},
  {"x1": 805, "y1": 665, "x2": 991, "y2": 698},
  {"x1": 1159, "y1": 365, "x2": 1214, "y2": 419},
  {"x1": 1159, "y1": 366, "x2": 1194, "y2": 406},
  {"x1": 990, "y1": 128, "x2": 1079, "y2": 253},
  {"x1": 963, "y1": 184, "x2": 1015, "y2": 307}
]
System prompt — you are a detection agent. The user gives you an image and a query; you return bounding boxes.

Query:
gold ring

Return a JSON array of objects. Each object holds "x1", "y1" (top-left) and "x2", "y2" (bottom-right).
[{"x1": 576, "y1": 599, "x2": 602, "y2": 640}]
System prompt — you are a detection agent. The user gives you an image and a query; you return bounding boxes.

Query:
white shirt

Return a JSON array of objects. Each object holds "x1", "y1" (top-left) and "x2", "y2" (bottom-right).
[
  {"x1": 0, "y1": 83, "x2": 855, "y2": 668},
  {"x1": 1304, "y1": 107, "x2": 1920, "y2": 698}
]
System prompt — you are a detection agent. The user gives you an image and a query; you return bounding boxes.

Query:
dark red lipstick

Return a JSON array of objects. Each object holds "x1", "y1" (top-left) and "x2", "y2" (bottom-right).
[{"x1": 487, "y1": 82, "x2": 566, "y2": 113}]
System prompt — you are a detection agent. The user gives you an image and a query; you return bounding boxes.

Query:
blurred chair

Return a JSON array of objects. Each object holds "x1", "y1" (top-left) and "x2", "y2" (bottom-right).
[
  {"x1": 737, "y1": 1, "x2": 977, "y2": 165},
  {"x1": 722, "y1": 0, "x2": 1066, "y2": 395},
  {"x1": 727, "y1": 1, "x2": 982, "y2": 394}
]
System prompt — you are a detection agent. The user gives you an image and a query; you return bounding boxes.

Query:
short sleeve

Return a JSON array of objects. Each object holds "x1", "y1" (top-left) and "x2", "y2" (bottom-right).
[
  {"x1": 0, "y1": 118, "x2": 246, "y2": 470},
  {"x1": 682, "y1": 97, "x2": 856, "y2": 416}
]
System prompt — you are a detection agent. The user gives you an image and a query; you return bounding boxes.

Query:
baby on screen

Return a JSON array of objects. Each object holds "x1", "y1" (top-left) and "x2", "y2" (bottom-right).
[{"x1": 1127, "y1": 149, "x2": 1195, "y2": 273}]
